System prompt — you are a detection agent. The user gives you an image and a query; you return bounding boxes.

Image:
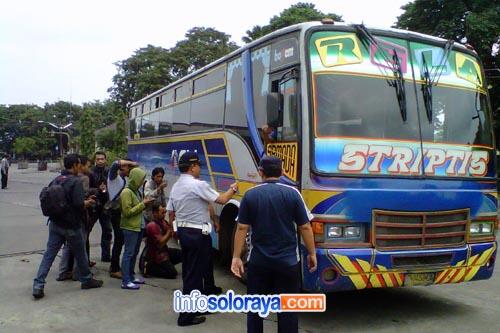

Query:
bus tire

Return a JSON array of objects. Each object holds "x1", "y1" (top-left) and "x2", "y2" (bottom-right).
[{"x1": 219, "y1": 204, "x2": 239, "y2": 266}]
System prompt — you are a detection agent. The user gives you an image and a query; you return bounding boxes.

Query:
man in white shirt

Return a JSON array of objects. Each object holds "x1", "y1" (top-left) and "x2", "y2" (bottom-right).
[
  {"x1": 167, "y1": 151, "x2": 238, "y2": 327},
  {"x1": 1, "y1": 154, "x2": 10, "y2": 189}
]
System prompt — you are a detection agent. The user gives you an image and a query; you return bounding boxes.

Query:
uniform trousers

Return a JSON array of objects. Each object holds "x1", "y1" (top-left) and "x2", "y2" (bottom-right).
[
  {"x1": 247, "y1": 262, "x2": 300, "y2": 333},
  {"x1": 177, "y1": 227, "x2": 211, "y2": 325}
]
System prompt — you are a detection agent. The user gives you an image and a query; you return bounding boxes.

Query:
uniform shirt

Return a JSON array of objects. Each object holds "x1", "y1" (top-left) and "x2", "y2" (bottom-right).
[
  {"x1": 166, "y1": 174, "x2": 219, "y2": 225},
  {"x1": 237, "y1": 180, "x2": 313, "y2": 268}
]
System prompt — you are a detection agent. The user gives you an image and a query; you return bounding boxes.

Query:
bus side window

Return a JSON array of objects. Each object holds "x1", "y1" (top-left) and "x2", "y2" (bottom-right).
[{"x1": 279, "y1": 78, "x2": 298, "y2": 141}]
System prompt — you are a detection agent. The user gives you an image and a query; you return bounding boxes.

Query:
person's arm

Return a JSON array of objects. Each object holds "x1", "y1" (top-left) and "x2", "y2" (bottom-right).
[
  {"x1": 208, "y1": 204, "x2": 219, "y2": 232},
  {"x1": 294, "y1": 191, "x2": 317, "y2": 273},
  {"x1": 108, "y1": 161, "x2": 120, "y2": 181},
  {"x1": 298, "y1": 223, "x2": 317, "y2": 273},
  {"x1": 214, "y1": 183, "x2": 238, "y2": 204},
  {"x1": 144, "y1": 180, "x2": 157, "y2": 198},
  {"x1": 231, "y1": 223, "x2": 250, "y2": 278}
]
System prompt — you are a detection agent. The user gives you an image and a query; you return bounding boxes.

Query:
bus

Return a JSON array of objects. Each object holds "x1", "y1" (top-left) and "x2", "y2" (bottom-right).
[{"x1": 127, "y1": 20, "x2": 497, "y2": 292}]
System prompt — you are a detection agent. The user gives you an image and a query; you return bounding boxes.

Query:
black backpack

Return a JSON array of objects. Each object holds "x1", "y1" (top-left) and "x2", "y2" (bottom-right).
[{"x1": 39, "y1": 175, "x2": 70, "y2": 218}]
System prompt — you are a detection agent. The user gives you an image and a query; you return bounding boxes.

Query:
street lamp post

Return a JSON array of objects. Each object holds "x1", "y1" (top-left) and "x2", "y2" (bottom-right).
[{"x1": 37, "y1": 121, "x2": 73, "y2": 159}]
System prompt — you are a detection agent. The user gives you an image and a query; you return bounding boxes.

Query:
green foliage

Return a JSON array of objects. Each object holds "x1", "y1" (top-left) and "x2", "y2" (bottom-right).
[
  {"x1": 35, "y1": 128, "x2": 56, "y2": 160},
  {"x1": 108, "y1": 45, "x2": 173, "y2": 110},
  {"x1": 78, "y1": 106, "x2": 98, "y2": 157},
  {"x1": 169, "y1": 27, "x2": 238, "y2": 79},
  {"x1": 242, "y1": 2, "x2": 342, "y2": 43},
  {"x1": 13, "y1": 137, "x2": 36, "y2": 159},
  {"x1": 394, "y1": 0, "x2": 500, "y2": 139},
  {"x1": 113, "y1": 110, "x2": 127, "y2": 156}
]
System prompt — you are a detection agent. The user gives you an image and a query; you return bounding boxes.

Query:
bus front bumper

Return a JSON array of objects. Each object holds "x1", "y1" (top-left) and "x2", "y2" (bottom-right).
[{"x1": 301, "y1": 242, "x2": 497, "y2": 292}]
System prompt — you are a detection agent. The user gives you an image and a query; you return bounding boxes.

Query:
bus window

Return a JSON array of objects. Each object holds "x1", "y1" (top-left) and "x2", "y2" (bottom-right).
[
  {"x1": 191, "y1": 89, "x2": 225, "y2": 131},
  {"x1": 172, "y1": 101, "x2": 190, "y2": 134},
  {"x1": 252, "y1": 45, "x2": 271, "y2": 132},
  {"x1": 158, "y1": 107, "x2": 173, "y2": 135},
  {"x1": 279, "y1": 78, "x2": 298, "y2": 141}
]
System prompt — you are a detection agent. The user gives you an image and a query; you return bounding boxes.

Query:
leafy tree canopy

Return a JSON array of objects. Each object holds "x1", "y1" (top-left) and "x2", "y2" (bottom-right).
[
  {"x1": 169, "y1": 27, "x2": 238, "y2": 79},
  {"x1": 394, "y1": 0, "x2": 500, "y2": 137},
  {"x1": 242, "y1": 2, "x2": 342, "y2": 43}
]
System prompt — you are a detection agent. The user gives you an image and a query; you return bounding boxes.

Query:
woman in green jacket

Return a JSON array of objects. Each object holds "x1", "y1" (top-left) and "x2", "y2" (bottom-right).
[{"x1": 120, "y1": 167, "x2": 153, "y2": 289}]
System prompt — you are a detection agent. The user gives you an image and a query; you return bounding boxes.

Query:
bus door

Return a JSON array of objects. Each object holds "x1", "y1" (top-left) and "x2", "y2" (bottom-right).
[{"x1": 266, "y1": 67, "x2": 301, "y2": 183}]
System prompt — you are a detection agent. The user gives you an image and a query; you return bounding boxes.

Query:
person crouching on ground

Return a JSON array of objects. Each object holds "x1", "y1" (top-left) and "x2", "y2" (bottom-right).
[
  {"x1": 120, "y1": 167, "x2": 154, "y2": 289},
  {"x1": 144, "y1": 204, "x2": 181, "y2": 279}
]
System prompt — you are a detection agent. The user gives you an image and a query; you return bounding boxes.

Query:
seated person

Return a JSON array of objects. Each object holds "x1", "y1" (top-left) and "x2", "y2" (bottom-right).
[{"x1": 145, "y1": 204, "x2": 182, "y2": 279}]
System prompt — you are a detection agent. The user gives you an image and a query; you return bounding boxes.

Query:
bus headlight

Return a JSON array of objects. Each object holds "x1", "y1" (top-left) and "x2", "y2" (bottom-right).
[
  {"x1": 344, "y1": 226, "x2": 361, "y2": 238},
  {"x1": 327, "y1": 226, "x2": 343, "y2": 238},
  {"x1": 470, "y1": 222, "x2": 494, "y2": 235}
]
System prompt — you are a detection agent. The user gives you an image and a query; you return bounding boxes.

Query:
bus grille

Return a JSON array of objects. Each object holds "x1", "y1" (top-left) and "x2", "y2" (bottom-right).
[{"x1": 373, "y1": 209, "x2": 469, "y2": 250}]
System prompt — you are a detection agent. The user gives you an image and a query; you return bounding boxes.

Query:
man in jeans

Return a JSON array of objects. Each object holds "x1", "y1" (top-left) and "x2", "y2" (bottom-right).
[
  {"x1": 33, "y1": 154, "x2": 103, "y2": 299},
  {"x1": 231, "y1": 156, "x2": 317, "y2": 333}
]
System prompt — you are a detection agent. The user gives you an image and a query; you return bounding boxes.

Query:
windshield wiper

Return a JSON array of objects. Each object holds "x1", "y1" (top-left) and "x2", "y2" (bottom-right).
[
  {"x1": 421, "y1": 54, "x2": 433, "y2": 122},
  {"x1": 353, "y1": 24, "x2": 407, "y2": 121},
  {"x1": 420, "y1": 39, "x2": 454, "y2": 122}
]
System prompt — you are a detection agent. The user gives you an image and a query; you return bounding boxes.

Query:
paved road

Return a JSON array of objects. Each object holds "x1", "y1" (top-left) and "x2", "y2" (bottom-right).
[{"x1": 0, "y1": 166, "x2": 499, "y2": 333}]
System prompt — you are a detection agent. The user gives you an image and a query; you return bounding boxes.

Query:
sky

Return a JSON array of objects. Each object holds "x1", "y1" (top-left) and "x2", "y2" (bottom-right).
[{"x1": 0, "y1": 0, "x2": 410, "y2": 106}]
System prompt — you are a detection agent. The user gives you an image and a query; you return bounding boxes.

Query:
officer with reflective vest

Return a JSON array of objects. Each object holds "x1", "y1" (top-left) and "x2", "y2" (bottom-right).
[{"x1": 167, "y1": 151, "x2": 238, "y2": 327}]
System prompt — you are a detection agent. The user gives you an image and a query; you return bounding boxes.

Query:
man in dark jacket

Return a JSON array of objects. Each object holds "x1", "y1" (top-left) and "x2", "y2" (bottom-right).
[
  {"x1": 90, "y1": 151, "x2": 113, "y2": 262},
  {"x1": 33, "y1": 154, "x2": 103, "y2": 299}
]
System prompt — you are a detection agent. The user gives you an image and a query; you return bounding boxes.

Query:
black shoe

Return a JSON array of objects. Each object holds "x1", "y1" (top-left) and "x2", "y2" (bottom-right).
[
  {"x1": 178, "y1": 316, "x2": 206, "y2": 327},
  {"x1": 56, "y1": 271, "x2": 73, "y2": 281},
  {"x1": 33, "y1": 288, "x2": 44, "y2": 299},
  {"x1": 81, "y1": 278, "x2": 103, "y2": 289},
  {"x1": 101, "y1": 257, "x2": 111, "y2": 262},
  {"x1": 204, "y1": 286, "x2": 223, "y2": 295}
]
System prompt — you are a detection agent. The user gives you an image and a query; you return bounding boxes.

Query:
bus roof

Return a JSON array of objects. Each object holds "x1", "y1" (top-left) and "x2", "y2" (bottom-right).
[{"x1": 130, "y1": 21, "x2": 473, "y2": 108}]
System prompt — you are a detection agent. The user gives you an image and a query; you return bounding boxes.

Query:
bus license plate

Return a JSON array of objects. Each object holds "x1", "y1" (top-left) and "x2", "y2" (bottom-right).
[{"x1": 404, "y1": 273, "x2": 435, "y2": 286}]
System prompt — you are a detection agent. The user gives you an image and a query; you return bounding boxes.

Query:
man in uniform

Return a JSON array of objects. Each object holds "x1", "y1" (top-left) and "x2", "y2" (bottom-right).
[
  {"x1": 167, "y1": 151, "x2": 238, "y2": 327},
  {"x1": 231, "y1": 156, "x2": 317, "y2": 333}
]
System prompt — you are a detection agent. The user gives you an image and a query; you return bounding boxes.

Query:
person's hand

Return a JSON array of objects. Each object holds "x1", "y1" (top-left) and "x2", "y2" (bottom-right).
[
  {"x1": 214, "y1": 221, "x2": 220, "y2": 233},
  {"x1": 143, "y1": 197, "x2": 155, "y2": 205},
  {"x1": 229, "y1": 182, "x2": 238, "y2": 194},
  {"x1": 84, "y1": 197, "x2": 96, "y2": 208},
  {"x1": 307, "y1": 254, "x2": 317, "y2": 273},
  {"x1": 159, "y1": 181, "x2": 167, "y2": 190},
  {"x1": 99, "y1": 183, "x2": 107, "y2": 192},
  {"x1": 231, "y1": 257, "x2": 244, "y2": 278},
  {"x1": 262, "y1": 124, "x2": 272, "y2": 135}
]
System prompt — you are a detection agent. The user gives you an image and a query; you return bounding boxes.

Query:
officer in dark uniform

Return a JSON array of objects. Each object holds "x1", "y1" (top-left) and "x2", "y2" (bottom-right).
[
  {"x1": 231, "y1": 156, "x2": 317, "y2": 333},
  {"x1": 167, "y1": 152, "x2": 238, "y2": 327}
]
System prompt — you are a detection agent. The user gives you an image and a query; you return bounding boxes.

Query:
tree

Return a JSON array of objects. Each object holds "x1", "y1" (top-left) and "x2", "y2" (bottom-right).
[
  {"x1": 108, "y1": 45, "x2": 173, "y2": 110},
  {"x1": 13, "y1": 137, "x2": 36, "y2": 160},
  {"x1": 394, "y1": 0, "x2": 499, "y2": 111},
  {"x1": 113, "y1": 109, "x2": 127, "y2": 156},
  {"x1": 242, "y1": 2, "x2": 342, "y2": 43},
  {"x1": 78, "y1": 106, "x2": 98, "y2": 158},
  {"x1": 169, "y1": 27, "x2": 238, "y2": 79},
  {"x1": 34, "y1": 128, "x2": 56, "y2": 160}
]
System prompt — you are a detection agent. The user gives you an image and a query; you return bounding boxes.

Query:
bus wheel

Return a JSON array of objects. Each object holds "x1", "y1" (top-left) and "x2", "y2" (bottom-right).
[{"x1": 219, "y1": 204, "x2": 238, "y2": 266}]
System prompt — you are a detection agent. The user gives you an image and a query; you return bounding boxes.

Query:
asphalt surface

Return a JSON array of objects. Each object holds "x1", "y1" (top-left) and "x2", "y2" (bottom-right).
[{"x1": 0, "y1": 165, "x2": 499, "y2": 333}]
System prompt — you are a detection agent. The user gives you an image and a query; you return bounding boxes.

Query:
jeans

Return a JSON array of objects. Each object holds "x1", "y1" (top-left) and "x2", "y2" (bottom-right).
[
  {"x1": 247, "y1": 262, "x2": 300, "y2": 333},
  {"x1": 109, "y1": 208, "x2": 124, "y2": 273},
  {"x1": 33, "y1": 222, "x2": 91, "y2": 290},
  {"x1": 121, "y1": 229, "x2": 142, "y2": 284},
  {"x1": 58, "y1": 228, "x2": 89, "y2": 279}
]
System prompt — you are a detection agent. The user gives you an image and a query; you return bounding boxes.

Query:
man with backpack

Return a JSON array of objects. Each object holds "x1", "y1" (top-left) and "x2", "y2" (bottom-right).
[{"x1": 33, "y1": 154, "x2": 103, "y2": 299}]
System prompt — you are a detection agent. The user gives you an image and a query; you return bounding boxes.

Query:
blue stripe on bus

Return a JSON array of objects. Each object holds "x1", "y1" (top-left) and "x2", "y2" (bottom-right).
[
  {"x1": 242, "y1": 50, "x2": 265, "y2": 158},
  {"x1": 205, "y1": 138, "x2": 227, "y2": 155},
  {"x1": 209, "y1": 156, "x2": 233, "y2": 174}
]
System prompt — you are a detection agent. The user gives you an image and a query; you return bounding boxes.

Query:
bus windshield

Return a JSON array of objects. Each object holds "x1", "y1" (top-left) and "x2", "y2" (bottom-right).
[{"x1": 313, "y1": 74, "x2": 493, "y2": 147}]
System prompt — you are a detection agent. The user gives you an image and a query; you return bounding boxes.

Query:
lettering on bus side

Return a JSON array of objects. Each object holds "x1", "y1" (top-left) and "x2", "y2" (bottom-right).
[
  {"x1": 338, "y1": 144, "x2": 489, "y2": 177},
  {"x1": 266, "y1": 142, "x2": 298, "y2": 181}
]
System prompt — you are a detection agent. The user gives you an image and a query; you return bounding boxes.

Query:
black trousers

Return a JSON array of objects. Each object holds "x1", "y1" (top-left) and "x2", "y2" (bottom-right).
[
  {"x1": 1, "y1": 171, "x2": 7, "y2": 189},
  {"x1": 109, "y1": 208, "x2": 124, "y2": 273},
  {"x1": 177, "y1": 227, "x2": 212, "y2": 325},
  {"x1": 247, "y1": 262, "x2": 300, "y2": 333},
  {"x1": 146, "y1": 248, "x2": 182, "y2": 279}
]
